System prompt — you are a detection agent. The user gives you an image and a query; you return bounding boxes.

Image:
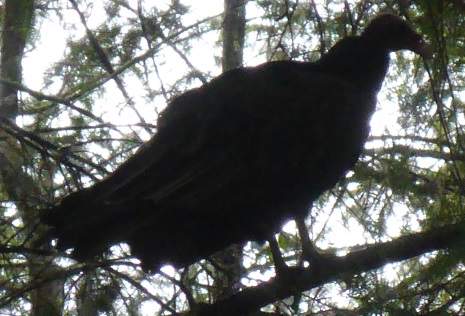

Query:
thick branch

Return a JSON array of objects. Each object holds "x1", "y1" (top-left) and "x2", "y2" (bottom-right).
[{"x1": 189, "y1": 222, "x2": 465, "y2": 315}]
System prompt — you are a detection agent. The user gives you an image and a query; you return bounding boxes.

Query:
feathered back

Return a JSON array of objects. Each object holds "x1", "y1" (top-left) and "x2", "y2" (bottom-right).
[{"x1": 41, "y1": 15, "x2": 430, "y2": 271}]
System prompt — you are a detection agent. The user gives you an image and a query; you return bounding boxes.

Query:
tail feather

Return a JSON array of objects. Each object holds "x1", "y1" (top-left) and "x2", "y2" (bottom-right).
[{"x1": 42, "y1": 192, "x2": 155, "y2": 261}]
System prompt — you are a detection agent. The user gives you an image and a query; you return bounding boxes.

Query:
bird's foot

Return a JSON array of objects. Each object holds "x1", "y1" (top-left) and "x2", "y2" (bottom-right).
[
  {"x1": 267, "y1": 236, "x2": 289, "y2": 275},
  {"x1": 295, "y1": 214, "x2": 335, "y2": 268}
]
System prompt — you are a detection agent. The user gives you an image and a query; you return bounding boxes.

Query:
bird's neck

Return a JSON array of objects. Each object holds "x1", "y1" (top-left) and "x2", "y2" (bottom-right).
[{"x1": 317, "y1": 36, "x2": 390, "y2": 94}]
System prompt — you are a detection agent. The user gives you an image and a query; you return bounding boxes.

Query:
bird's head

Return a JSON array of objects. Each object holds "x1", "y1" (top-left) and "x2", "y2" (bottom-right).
[{"x1": 361, "y1": 14, "x2": 432, "y2": 58}]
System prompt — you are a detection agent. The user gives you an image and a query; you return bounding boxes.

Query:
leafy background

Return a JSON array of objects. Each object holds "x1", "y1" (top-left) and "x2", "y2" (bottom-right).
[{"x1": 0, "y1": 0, "x2": 464, "y2": 315}]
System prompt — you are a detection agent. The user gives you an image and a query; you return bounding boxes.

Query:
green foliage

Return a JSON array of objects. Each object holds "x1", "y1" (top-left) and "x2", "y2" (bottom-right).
[{"x1": 0, "y1": 0, "x2": 465, "y2": 315}]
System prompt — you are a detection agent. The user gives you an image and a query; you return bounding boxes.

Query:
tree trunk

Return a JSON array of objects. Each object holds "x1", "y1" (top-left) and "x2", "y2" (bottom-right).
[
  {"x1": 209, "y1": 0, "x2": 247, "y2": 302},
  {"x1": 0, "y1": 1, "x2": 64, "y2": 315}
]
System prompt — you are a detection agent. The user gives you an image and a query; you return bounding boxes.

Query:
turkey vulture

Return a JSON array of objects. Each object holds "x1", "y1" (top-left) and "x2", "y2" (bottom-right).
[{"x1": 42, "y1": 15, "x2": 431, "y2": 271}]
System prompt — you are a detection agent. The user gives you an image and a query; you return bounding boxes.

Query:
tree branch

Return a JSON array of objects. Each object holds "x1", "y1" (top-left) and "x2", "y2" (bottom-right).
[{"x1": 188, "y1": 222, "x2": 465, "y2": 315}]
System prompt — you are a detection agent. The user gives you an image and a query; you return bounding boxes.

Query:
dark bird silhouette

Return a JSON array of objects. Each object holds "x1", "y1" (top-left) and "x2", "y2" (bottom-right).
[{"x1": 41, "y1": 15, "x2": 431, "y2": 271}]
